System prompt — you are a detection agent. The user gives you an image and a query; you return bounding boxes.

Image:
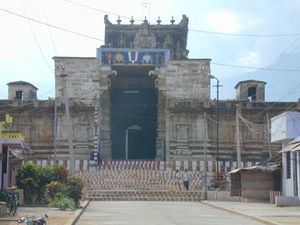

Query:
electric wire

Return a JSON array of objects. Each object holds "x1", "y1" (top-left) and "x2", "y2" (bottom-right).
[
  {"x1": 215, "y1": 37, "x2": 300, "y2": 115},
  {"x1": 1, "y1": 4, "x2": 299, "y2": 105},
  {"x1": 189, "y1": 28, "x2": 300, "y2": 37},
  {"x1": 63, "y1": 0, "x2": 141, "y2": 22},
  {"x1": 0, "y1": 7, "x2": 104, "y2": 42},
  {"x1": 42, "y1": 0, "x2": 58, "y2": 55},
  {"x1": 212, "y1": 62, "x2": 300, "y2": 72},
  {"x1": 21, "y1": 0, "x2": 53, "y2": 72},
  {"x1": 1, "y1": 7, "x2": 299, "y2": 74},
  {"x1": 235, "y1": 36, "x2": 300, "y2": 100},
  {"x1": 238, "y1": 109, "x2": 265, "y2": 134},
  {"x1": 65, "y1": 0, "x2": 300, "y2": 37}
]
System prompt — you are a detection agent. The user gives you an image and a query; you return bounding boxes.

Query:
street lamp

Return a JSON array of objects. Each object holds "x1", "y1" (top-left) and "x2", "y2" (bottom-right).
[
  {"x1": 210, "y1": 75, "x2": 221, "y2": 178},
  {"x1": 125, "y1": 125, "x2": 141, "y2": 160}
]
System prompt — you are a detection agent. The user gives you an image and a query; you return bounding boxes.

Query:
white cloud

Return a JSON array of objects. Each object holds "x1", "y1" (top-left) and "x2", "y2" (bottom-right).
[
  {"x1": 206, "y1": 10, "x2": 241, "y2": 33},
  {"x1": 237, "y1": 51, "x2": 261, "y2": 68}
]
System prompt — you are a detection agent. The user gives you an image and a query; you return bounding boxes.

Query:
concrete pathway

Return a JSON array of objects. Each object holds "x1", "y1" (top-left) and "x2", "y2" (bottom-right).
[
  {"x1": 3, "y1": 200, "x2": 299, "y2": 225},
  {"x1": 77, "y1": 201, "x2": 264, "y2": 225},
  {"x1": 0, "y1": 201, "x2": 88, "y2": 225},
  {"x1": 204, "y1": 201, "x2": 300, "y2": 225}
]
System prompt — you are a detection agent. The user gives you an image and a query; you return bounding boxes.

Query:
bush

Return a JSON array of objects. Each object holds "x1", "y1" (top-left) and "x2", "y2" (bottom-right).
[
  {"x1": 36, "y1": 166, "x2": 53, "y2": 188},
  {"x1": 48, "y1": 193, "x2": 75, "y2": 211},
  {"x1": 21, "y1": 177, "x2": 39, "y2": 204},
  {"x1": 52, "y1": 166, "x2": 68, "y2": 183},
  {"x1": 35, "y1": 166, "x2": 53, "y2": 203},
  {"x1": 45, "y1": 181, "x2": 66, "y2": 201},
  {"x1": 66, "y1": 177, "x2": 84, "y2": 208},
  {"x1": 0, "y1": 189, "x2": 9, "y2": 202},
  {"x1": 16, "y1": 163, "x2": 37, "y2": 186},
  {"x1": 16, "y1": 163, "x2": 85, "y2": 207},
  {"x1": 16, "y1": 163, "x2": 38, "y2": 204}
]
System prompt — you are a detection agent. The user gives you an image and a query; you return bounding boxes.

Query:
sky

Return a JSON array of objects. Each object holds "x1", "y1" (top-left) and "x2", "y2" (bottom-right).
[{"x1": 1, "y1": 0, "x2": 300, "y2": 101}]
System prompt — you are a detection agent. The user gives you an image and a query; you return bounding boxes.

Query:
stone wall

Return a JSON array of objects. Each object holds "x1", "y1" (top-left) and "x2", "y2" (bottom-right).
[
  {"x1": 0, "y1": 99, "x2": 295, "y2": 163},
  {"x1": 2, "y1": 56, "x2": 296, "y2": 163},
  {"x1": 164, "y1": 59, "x2": 211, "y2": 100},
  {"x1": 154, "y1": 59, "x2": 211, "y2": 160},
  {"x1": 56, "y1": 103, "x2": 95, "y2": 159},
  {"x1": 0, "y1": 100, "x2": 54, "y2": 158},
  {"x1": 53, "y1": 57, "x2": 100, "y2": 105}
]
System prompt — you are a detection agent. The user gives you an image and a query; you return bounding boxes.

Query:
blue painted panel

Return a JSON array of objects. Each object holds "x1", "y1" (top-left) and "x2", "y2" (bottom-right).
[{"x1": 97, "y1": 48, "x2": 170, "y2": 66}]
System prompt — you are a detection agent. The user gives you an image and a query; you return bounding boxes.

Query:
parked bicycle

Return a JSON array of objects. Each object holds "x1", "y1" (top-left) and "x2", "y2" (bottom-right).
[
  {"x1": 7, "y1": 186, "x2": 18, "y2": 216},
  {"x1": 17, "y1": 214, "x2": 48, "y2": 225}
]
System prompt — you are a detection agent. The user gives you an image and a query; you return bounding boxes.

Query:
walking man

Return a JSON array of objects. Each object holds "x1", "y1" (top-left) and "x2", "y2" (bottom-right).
[
  {"x1": 175, "y1": 169, "x2": 182, "y2": 190},
  {"x1": 183, "y1": 169, "x2": 190, "y2": 191}
]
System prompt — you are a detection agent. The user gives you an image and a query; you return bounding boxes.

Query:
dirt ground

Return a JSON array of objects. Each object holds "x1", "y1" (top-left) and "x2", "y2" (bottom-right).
[{"x1": 0, "y1": 206, "x2": 75, "y2": 225}]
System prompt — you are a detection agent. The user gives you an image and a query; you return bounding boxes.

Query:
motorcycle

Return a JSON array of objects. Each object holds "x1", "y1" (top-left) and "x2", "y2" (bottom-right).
[
  {"x1": 17, "y1": 214, "x2": 48, "y2": 225},
  {"x1": 207, "y1": 175, "x2": 229, "y2": 191}
]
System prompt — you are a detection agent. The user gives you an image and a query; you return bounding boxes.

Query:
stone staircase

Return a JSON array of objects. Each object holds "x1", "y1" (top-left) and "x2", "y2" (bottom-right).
[
  {"x1": 76, "y1": 164, "x2": 203, "y2": 201},
  {"x1": 87, "y1": 190, "x2": 201, "y2": 201}
]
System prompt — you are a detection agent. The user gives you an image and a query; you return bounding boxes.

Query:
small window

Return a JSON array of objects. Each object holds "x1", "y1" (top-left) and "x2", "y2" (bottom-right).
[
  {"x1": 248, "y1": 87, "x2": 256, "y2": 101},
  {"x1": 15, "y1": 90, "x2": 23, "y2": 100},
  {"x1": 286, "y1": 152, "x2": 291, "y2": 179}
]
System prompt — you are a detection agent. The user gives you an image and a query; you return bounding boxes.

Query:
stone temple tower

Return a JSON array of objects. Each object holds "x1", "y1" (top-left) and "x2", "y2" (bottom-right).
[
  {"x1": 103, "y1": 15, "x2": 189, "y2": 59},
  {"x1": 54, "y1": 15, "x2": 212, "y2": 161}
]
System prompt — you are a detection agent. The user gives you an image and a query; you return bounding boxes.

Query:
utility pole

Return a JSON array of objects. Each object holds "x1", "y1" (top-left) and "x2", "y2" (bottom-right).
[
  {"x1": 211, "y1": 75, "x2": 222, "y2": 177},
  {"x1": 203, "y1": 111, "x2": 208, "y2": 200},
  {"x1": 61, "y1": 65, "x2": 75, "y2": 176},
  {"x1": 266, "y1": 111, "x2": 272, "y2": 159},
  {"x1": 236, "y1": 104, "x2": 241, "y2": 168},
  {"x1": 53, "y1": 96, "x2": 58, "y2": 166},
  {"x1": 215, "y1": 79, "x2": 220, "y2": 178}
]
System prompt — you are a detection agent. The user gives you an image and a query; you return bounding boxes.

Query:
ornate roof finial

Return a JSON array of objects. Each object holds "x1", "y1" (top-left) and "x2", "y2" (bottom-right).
[
  {"x1": 156, "y1": 16, "x2": 161, "y2": 25},
  {"x1": 143, "y1": 16, "x2": 148, "y2": 24},
  {"x1": 170, "y1": 16, "x2": 175, "y2": 24},
  {"x1": 130, "y1": 16, "x2": 135, "y2": 25},
  {"x1": 117, "y1": 16, "x2": 122, "y2": 24}
]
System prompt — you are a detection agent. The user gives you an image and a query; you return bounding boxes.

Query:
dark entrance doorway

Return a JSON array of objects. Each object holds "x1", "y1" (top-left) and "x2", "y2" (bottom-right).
[{"x1": 110, "y1": 66, "x2": 157, "y2": 160}]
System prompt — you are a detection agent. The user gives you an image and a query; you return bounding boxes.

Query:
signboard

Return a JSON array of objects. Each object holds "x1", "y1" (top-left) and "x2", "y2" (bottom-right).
[
  {"x1": 0, "y1": 131, "x2": 25, "y2": 141},
  {"x1": 97, "y1": 48, "x2": 169, "y2": 66}
]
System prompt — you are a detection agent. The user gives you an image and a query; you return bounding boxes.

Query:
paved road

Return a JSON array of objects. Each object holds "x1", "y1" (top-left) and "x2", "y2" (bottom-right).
[{"x1": 77, "y1": 201, "x2": 264, "y2": 225}]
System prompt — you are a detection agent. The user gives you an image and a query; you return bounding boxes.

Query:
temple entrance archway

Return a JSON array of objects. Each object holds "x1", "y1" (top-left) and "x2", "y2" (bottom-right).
[{"x1": 110, "y1": 66, "x2": 157, "y2": 160}]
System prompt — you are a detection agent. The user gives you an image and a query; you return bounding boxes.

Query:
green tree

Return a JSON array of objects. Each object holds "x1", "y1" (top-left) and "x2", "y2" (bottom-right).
[
  {"x1": 66, "y1": 177, "x2": 84, "y2": 208},
  {"x1": 16, "y1": 164, "x2": 53, "y2": 205},
  {"x1": 16, "y1": 163, "x2": 85, "y2": 208},
  {"x1": 35, "y1": 166, "x2": 53, "y2": 203},
  {"x1": 16, "y1": 163, "x2": 38, "y2": 204}
]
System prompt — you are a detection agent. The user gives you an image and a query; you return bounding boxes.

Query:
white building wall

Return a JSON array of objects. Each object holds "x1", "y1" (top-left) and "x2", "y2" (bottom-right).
[
  {"x1": 283, "y1": 152, "x2": 291, "y2": 196},
  {"x1": 282, "y1": 151, "x2": 300, "y2": 197},
  {"x1": 271, "y1": 112, "x2": 300, "y2": 142}
]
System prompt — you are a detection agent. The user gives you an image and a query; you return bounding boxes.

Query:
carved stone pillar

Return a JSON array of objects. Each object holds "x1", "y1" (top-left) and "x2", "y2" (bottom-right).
[
  {"x1": 98, "y1": 69, "x2": 118, "y2": 160},
  {"x1": 149, "y1": 69, "x2": 167, "y2": 160}
]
